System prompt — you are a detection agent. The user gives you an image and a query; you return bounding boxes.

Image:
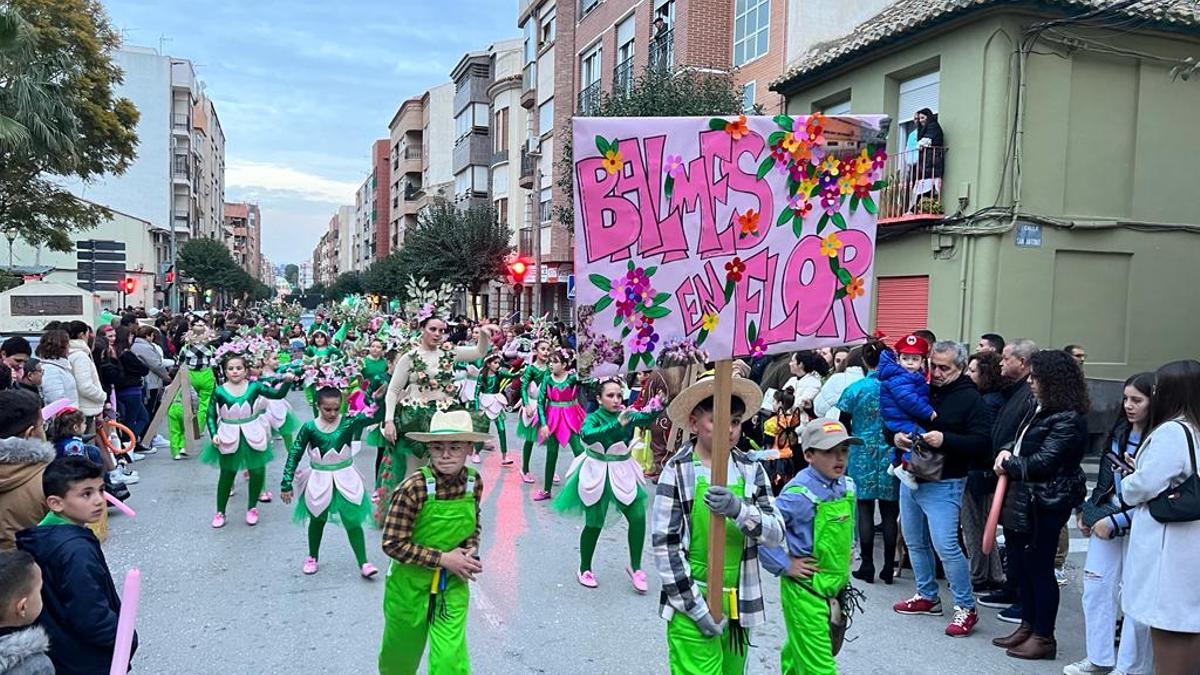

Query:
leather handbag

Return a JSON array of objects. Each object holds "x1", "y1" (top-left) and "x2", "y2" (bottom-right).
[
  {"x1": 908, "y1": 441, "x2": 945, "y2": 482},
  {"x1": 1148, "y1": 422, "x2": 1200, "y2": 523}
]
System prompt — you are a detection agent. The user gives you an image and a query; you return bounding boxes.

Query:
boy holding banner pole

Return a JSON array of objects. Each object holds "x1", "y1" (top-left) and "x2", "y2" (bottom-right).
[{"x1": 652, "y1": 363, "x2": 784, "y2": 674}]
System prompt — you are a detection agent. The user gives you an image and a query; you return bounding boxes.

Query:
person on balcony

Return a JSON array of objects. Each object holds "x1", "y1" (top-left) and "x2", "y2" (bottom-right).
[{"x1": 909, "y1": 108, "x2": 945, "y2": 214}]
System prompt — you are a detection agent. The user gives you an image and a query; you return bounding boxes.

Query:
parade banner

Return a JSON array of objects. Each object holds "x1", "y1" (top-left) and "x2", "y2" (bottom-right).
[{"x1": 574, "y1": 114, "x2": 889, "y2": 374}]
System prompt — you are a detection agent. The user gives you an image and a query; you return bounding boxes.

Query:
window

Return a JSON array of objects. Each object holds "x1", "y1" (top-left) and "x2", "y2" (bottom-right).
[
  {"x1": 523, "y1": 19, "x2": 536, "y2": 64},
  {"x1": 472, "y1": 166, "x2": 489, "y2": 193},
  {"x1": 581, "y1": 45, "x2": 602, "y2": 87},
  {"x1": 455, "y1": 103, "x2": 491, "y2": 141},
  {"x1": 538, "y1": 100, "x2": 554, "y2": 136},
  {"x1": 580, "y1": 0, "x2": 599, "y2": 17},
  {"x1": 493, "y1": 164, "x2": 509, "y2": 196},
  {"x1": 540, "y1": 11, "x2": 556, "y2": 47},
  {"x1": 733, "y1": 0, "x2": 770, "y2": 66},
  {"x1": 822, "y1": 99, "x2": 851, "y2": 115},
  {"x1": 615, "y1": 16, "x2": 636, "y2": 96},
  {"x1": 497, "y1": 198, "x2": 509, "y2": 226},
  {"x1": 897, "y1": 71, "x2": 940, "y2": 143},
  {"x1": 741, "y1": 82, "x2": 756, "y2": 113},
  {"x1": 454, "y1": 171, "x2": 471, "y2": 197},
  {"x1": 539, "y1": 186, "x2": 552, "y2": 223},
  {"x1": 494, "y1": 108, "x2": 509, "y2": 152}
]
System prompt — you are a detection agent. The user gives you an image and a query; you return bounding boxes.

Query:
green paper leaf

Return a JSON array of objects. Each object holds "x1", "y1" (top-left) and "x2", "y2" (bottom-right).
[
  {"x1": 767, "y1": 131, "x2": 785, "y2": 146},
  {"x1": 709, "y1": 118, "x2": 728, "y2": 131},
  {"x1": 817, "y1": 212, "x2": 831, "y2": 234},
  {"x1": 836, "y1": 268, "x2": 853, "y2": 285},
  {"x1": 835, "y1": 288, "x2": 848, "y2": 300},
  {"x1": 621, "y1": 325, "x2": 631, "y2": 337},
  {"x1": 850, "y1": 195, "x2": 860, "y2": 211},
  {"x1": 776, "y1": 208, "x2": 793, "y2": 227},
  {"x1": 653, "y1": 292, "x2": 671, "y2": 305},
  {"x1": 793, "y1": 212, "x2": 803, "y2": 237},
  {"x1": 589, "y1": 273, "x2": 612, "y2": 291},
  {"x1": 643, "y1": 305, "x2": 670, "y2": 319},
  {"x1": 634, "y1": 302, "x2": 646, "y2": 314},
  {"x1": 724, "y1": 280, "x2": 735, "y2": 303},
  {"x1": 863, "y1": 195, "x2": 878, "y2": 215},
  {"x1": 872, "y1": 180, "x2": 887, "y2": 190},
  {"x1": 832, "y1": 212, "x2": 847, "y2": 230},
  {"x1": 756, "y1": 155, "x2": 774, "y2": 181},
  {"x1": 644, "y1": 266, "x2": 658, "y2": 277},
  {"x1": 773, "y1": 114, "x2": 794, "y2": 130},
  {"x1": 627, "y1": 260, "x2": 635, "y2": 272},
  {"x1": 828, "y1": 255, "x2": 840, "y2": 273},
  {"x1": 610, "y1": 137, "x2": 620, "y2": 153},
  {"x1": 627, "y1": 354, "x2": 639, "y2": 370},
  {"x1": 748, "y1": 320, "x2": 758, "y2": 343},
  {"x1": 614, "y1": 314, "x2": 624, "y2": 328},
  {"x1": 594, "y1": 296, "x2": 613, "y2": 313},
  {"x1": 595, "y1": 136, "x2": 610, "y2": 154},
  {"x1": 664, "y1": 175, "x2": 674, "y2": 199},
  {"x1": 697, "y1": 329, "x2": 709, "y2": 345}
]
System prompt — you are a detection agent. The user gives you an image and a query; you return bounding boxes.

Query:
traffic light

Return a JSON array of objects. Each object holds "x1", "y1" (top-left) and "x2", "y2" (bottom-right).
[
  {"x1": 508, "y1": 259, "x2": 528, "y2": 285},
  {"x1": 120, "y1": 278, "x2": 137, "y2": 294}
]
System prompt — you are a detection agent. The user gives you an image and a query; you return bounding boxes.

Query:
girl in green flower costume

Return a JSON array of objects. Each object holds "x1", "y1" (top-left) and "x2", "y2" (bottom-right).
[
  {"x1": 303, "y1": 327, "x2": 343, "y2": 413},
  {"x1": 377, "y1": 315, "x2": 491, "y2": 524},
  {"x1": 200, "y1": 354, "x2": 295, "y2": 529},
  {"x1": 517, "y1": 339, "x2": 552, "y2": 483}
]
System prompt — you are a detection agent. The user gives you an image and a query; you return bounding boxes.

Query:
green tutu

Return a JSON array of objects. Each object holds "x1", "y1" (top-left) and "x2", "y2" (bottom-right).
[
  {"x1": 292, "y1": 489, "x2": 372, "y2": 527},
  {"x1": 516, "y1": 414, "x2": 539, "y2": 443},
  {"x1": 553, "y1": 473, "x2": 648, "y2": 527},
  {"x1": 199, "y1": 439, "x2": 275, "y2": 472},
  {"x1": 273, "y1": 410, "x2": 301, "y2": 440}
]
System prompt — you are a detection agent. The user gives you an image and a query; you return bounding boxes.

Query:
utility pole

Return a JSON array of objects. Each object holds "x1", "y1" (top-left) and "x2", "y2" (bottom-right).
[{"x1": 527, "y1": 149, "x2": 543, "y2": 318}]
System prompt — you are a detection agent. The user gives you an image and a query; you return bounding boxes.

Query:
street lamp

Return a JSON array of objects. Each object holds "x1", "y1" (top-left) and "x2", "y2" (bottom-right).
[{"x1": 2, "y1": 226, "x2": 17, "y2": 268}]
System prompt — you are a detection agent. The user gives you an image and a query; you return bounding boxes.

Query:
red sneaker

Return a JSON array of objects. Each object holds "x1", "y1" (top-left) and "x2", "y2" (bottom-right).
[
  {"x1": 945, "y1": 606, "x2": 978, "y2": 637},
  {"x1": 893, "y1": 594, "x2": 943, "y2": 616}
]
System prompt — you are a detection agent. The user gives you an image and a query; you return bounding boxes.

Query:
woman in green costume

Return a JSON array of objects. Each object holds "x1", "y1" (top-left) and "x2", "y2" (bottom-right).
[
  {"x1": 200, "y1": 354, "x2": 295, "y2": 529},
  {"x1": 378, "y1": 315, "x2": 490, "y2": 524},
  {"x1": 517, "y1": 339, "x2": 552, "y2": 484},
  {"x1": 281, "y1": 386, "x2": 382, "y2": 579},
  {"x1": 379, "y1": 409, "x2": 488, "y2": 675}
]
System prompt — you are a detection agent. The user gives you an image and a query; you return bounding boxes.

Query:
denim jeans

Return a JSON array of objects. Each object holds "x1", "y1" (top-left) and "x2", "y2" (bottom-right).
[
  {"x1": 899, "y1": 478, "x2": 975, "y2": 609},
  {"x1": 117, "y1": 388, "x2": 150, "y2": 443}
]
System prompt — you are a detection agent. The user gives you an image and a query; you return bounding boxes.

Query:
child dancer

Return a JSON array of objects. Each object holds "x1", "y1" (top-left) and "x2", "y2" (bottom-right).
[
  {"x1": 200, "y1": 354, "x2": 295, "y2": 528},
  {"x1": 554, "y1": 377, "x2": 657, "y2": 592},
  {"x1": 281, "y1": 386, "x2": 379, "y2": 578},
  {"x1": 517, "y1": 339, "x2": 551, "y2": 484},
  {"x1": 473, "y1": 354, "x2": 516, "y2": 467},
  {"x1": 379, "y1": 410, "x2": 487, "y2": 675},
  {"x1": 364, "y1": 350, "x2": 399, "y2": 483},
  {"x1": 254, "y1": 347, "x2": 302, "y2": 503},
  {"x1": 877, "y1": 334, "x2": 937, "y2": 490},
  {"x1": 534, "y1": 348, "x2": 585, "y2": 501},
  {"x1": 304, "y1": 329, "x2": 342, "y2": 413}
]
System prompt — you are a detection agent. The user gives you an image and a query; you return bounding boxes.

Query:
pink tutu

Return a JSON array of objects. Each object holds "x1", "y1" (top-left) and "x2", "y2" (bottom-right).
[{"x1": 544, "y1": 404, "x2": 585, "y2": 446}]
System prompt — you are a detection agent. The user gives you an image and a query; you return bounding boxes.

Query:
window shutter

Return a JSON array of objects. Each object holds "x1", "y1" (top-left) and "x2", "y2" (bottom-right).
[
  {"x1": 874, "y1": 275, "x2": 929, "y2": 345},
  {"x1": 898, "y1": 71, "x2": 940, "y2": 121}
]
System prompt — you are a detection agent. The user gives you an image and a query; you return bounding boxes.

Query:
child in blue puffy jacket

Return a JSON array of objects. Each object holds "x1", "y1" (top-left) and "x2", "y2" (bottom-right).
[{"x1": 877, "y1": 334, "x2": 937, "y2": 490}]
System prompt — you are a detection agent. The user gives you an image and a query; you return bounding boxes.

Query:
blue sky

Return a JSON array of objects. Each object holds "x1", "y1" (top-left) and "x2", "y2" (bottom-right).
[{"x1": 103, "y1": 0, "x2": 518, "y2": 265}]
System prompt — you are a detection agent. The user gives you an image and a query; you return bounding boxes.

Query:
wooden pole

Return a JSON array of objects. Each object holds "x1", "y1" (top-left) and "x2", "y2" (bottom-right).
[
  {"x1": 706, "y1": 360, "x2": 734, "y2": 619},
  {"x1": 143, "y1": 374, "x2": 183, "y2": 445}
]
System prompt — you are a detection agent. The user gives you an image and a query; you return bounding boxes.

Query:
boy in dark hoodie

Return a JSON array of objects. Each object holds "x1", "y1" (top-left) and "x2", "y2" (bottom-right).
[
  {"x1": 0, "y1": 549, "x2": 53, "y2": 675},
  {"x1": 16, "y1": 457, "x2": 136, "y2": 675}
]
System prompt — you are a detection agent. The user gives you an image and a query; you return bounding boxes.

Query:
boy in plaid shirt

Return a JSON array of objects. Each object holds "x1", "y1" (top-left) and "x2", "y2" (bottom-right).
[{"x1": 652, "y1": 373, "x2": 784, "y2": 674}]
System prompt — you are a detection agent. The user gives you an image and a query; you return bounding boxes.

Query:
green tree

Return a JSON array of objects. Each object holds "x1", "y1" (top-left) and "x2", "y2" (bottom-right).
[
  {"x1": 0, "y1": 0, "x2": 139, "y2": 252},
  {"x1": 284, "y1": 263, "x2": 299, "y2": 286},
  {"x1": 555, "y1": 67, "x2": 752, "y2": 227},
  {"x1": 361, "y1": 252, "x2": 410, "y2": 299},
  {"x1": 325, "y1": 271, "x2": 362, "y2": 301},
  {"x1": 393, "y1": 200, "x2": 511, "y2": 315}
]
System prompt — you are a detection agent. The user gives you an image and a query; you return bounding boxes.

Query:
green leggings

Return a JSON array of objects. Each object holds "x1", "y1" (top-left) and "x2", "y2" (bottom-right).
[
  {"x1": 308, "y1": 515, "x2": 368, "y2": 565},
  {"x1": 542, "y1": 436, "x2": 584, "y2": 492},
  {"x1": 579, "y1": 492, "x2": 647, "y2": 573},
  {"x1": 217, "y1": 468, "x2": 265, "y2": 513},
  {"x1": 485, "y1": 417, "x2": 508, "y2": 457},
  {"x1": 521, "y1": 439, "x2": 535, "y2": 474}
]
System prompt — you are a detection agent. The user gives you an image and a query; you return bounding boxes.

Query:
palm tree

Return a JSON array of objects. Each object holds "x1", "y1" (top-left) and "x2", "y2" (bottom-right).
[{"x1": 0, "y1": 5, "x2": 77, "y2": 155}]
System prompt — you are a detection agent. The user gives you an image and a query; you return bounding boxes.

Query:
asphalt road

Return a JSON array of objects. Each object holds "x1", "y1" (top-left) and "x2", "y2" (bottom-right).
[{"x1": 104, "y1": 392, "x2": 1088, "y2": 674}]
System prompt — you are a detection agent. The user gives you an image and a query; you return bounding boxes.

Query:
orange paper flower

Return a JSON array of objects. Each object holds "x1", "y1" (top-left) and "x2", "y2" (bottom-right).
[
  {"x1": 846, "y1": 277, "x2": 865, "y2": 298},
  {"x1": 737, "y1": 209, "x2": 760, "y2": 238},
  {"x1": 725, "y1": 115, "x2": 749, "y2": 140}
]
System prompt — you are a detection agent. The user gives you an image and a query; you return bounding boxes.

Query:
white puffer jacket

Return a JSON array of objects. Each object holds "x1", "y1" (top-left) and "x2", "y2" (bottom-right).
[
  {"x1": 68, "y1": 339, "x2": 106, "y2": 416},
  {"x1": 38, "y1": 357, "x2": 78, "y2": 408}
]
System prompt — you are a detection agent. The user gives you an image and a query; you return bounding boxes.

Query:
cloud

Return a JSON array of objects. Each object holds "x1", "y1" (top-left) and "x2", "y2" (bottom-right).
[{"x1": 226, "y1": 159, "x2": 362, "y2": 204}]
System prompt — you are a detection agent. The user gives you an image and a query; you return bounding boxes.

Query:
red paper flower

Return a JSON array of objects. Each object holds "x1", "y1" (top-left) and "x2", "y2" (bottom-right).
[
  {"x1": 724, "y1": 115, "x2": 749, "y2": 140},
  {"x1": 725, "y1": 257, "x2": 746, "y2": 283}
]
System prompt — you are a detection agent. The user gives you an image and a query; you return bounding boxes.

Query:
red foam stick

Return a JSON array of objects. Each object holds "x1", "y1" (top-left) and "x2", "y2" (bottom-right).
[{"x1": 982, "y1": 475, "x2": 1007, "y2": 555}]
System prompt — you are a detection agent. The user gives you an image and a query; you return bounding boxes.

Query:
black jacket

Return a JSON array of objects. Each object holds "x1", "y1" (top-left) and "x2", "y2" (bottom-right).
[
  {"x1": 15, "y1": 521, "x2": 137, "y2": 675},
  {"x1": 112, "y1": 351, "x2": 148, "y2": 390},
  {"x1": 992, "y1": 377, "x2": 1034, "y2": 454},
  {"x1": 1001, "y1": 407, "x2": 1089, "y2": 513},
  {"x1": 967, "y1": 389, "x2": 1006, "y2": 497},
  {"x1": 927, "y1": 373, "x2": 993, "y2": 479}
]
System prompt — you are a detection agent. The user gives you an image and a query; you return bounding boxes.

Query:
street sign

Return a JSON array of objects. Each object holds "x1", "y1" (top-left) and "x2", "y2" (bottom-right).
[
  {"x1": 1015, "y1": 222, "x2": 1042, "y2": 248},
  {"x1": 566, "y1": 274, "x2": 576, "y2": 299}
]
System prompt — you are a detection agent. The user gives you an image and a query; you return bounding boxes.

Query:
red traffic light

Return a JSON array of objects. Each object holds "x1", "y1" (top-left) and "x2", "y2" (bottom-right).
[
  {"x1": 507, "y1": 259, "x2": 529, "y2": 285},
  {"x1": 121, "y1": 278, "x2": 137, "y2": 294}
]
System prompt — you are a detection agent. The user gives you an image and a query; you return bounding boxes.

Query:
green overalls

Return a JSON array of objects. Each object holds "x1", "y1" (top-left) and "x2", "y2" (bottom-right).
[
  {"x1": 779, "y1": 482, "x2": 855, "y2": 675},
  {"x1": 379, "y1": 467, "x2": 478, "y2": 675},
  {"x1": 667, "y1": 465, "x2": 748, "y2": 675}
]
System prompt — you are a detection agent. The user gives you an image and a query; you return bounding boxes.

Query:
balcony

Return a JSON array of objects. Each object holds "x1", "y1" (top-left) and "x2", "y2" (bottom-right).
[
  {"x1": 518, "y1": 228, "x2": 534, "y2": 256},
  {"x1": 492, "y1": 149, "x2": 509, "y2": 166},
  {"x1": 519, "y1": 150, "x2": 535, "y2": 189},
  {"x1": 172, "y1": 156, "x2": 190, "y2": 181},
  {"x1": 172, "y1": 113, "x2": 189, "y2": 133},
  {"x1": 403, "y1": 182, "x2": 423, "y2": 201},
  {"x1": 577, "y1": 81, "x2": 601, "y2": 116},
  {"x1": 877, "y1": 146, "x2": 948, "y2": 224},
  {"x1": 521, "y1": 62, "x2": 537, "y2": 109},
  {"x1": 613, "y1": 57, "x2": 634, "y2": 98},
  {"x1": 649, "y1": 28, "x2": 674, "y2": 73}
]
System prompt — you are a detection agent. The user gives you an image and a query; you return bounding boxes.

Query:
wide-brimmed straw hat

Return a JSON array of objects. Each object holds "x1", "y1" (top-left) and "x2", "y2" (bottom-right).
[
  {"x1": 666, "y1": 373, "x2": 764, "y2": 428},
  {"x1": 405, "y1": 409, "x2": 491, "y2": 443}
]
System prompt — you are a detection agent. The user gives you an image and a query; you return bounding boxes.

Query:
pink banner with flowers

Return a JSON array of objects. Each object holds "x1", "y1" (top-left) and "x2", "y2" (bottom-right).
[{"x1": 573, "y1": 114, "x2": 890, "y2": 376}]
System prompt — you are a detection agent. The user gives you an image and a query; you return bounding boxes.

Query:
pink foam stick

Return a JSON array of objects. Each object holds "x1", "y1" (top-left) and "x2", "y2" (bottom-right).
[
  {"x1": 104, "y1": 491, "x2": 136, "y2": 519},
  {"x1": 109, "y1": 568, "x2": 141, "y2": 675},
  {"x1": 982, "y1": 475, "x2": 1008, "y2": 556}
]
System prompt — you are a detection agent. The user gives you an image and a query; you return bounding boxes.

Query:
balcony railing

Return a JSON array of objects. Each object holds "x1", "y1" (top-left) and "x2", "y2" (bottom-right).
[
  {"x1": 578, "y1": 80, "x2": 602, "y2": 115},
  {"x1": 519, "y1": 150, "x2": 536, "y2": 188},
  {"x1": 521, "y1": 62, "x2": 537, "y2": 109},
  {"x1": 649, "y1": 28, "x2": 674, "y2": 73},
  {"x1": 518, "y1": 228, "x2": 534, "y2": 256},
  {"x1": 877, "y1": 146, "x2": 948, "y2": 223},
  {"x1": 172, "y1": 113, "x2": 189, "y2": 129},
  {"x1": 404, "y1": 146, "x2": 423, "y2": 160},
  {"x1": 404, "y1": 183, "x2": 422, "y2": 201},
  {"x1": 613, "y1": 56, "x2": 634, "y2": 98},
  {"x1": 172, "y1": 157, "x2": 190, "y2": 178}
]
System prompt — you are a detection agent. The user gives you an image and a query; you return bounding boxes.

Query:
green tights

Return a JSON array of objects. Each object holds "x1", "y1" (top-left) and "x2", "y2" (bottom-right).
[
  {"x1": 308, "y1": 515, "x2": 368, "y2": 565},
  {"x1": 542, "y1": 437, "x2": 584, "y2": 492},
  {"x1": 216, "y1": 467, "x2": 265, "y2": 513},
  {"x1": 521, "y1": 439, "x2": 535, "y2": 474},
  {"x1": 579, "y1": 493, "x2": 647, "y2": 573}
]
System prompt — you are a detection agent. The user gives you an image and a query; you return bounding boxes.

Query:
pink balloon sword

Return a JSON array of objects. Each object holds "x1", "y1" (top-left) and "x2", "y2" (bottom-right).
[{"x1": 109, "y1": 568, "x2": 141, "y2": 675}]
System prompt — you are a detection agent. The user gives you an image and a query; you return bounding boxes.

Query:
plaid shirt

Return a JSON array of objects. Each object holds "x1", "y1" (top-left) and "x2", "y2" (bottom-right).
[
  {"x1": 181, "y1": 343, "x2": 213, "y2": 371},
  {"x1": 381, "y1": 467, "x2": 482, "y2": 568},
  {"x1": 651, "y1": 442, "x2": 784, "y2": 628}
]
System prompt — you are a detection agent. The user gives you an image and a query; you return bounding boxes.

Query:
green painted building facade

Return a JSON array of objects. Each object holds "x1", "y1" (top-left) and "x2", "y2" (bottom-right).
[{"x1": 773, "y1": 1, "x2": 1200, "y2": 380}]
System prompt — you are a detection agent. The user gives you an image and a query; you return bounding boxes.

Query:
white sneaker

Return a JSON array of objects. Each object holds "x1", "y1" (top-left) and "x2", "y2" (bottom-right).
[
  {"x1": 126, "y1": 451, "x2": 145, "y2": 462},
  {"x1": 1055, "y1": 568, "x2": 1068, "y2": 586},
  {"x1": 152, "y1": 435, "x2": 170, "y2": 447},
  {"x1": 119, "y1": 468, "x2": 141, "y2": 484},
  {"x1": 895, "y1": 466, "x2": 919, "y2": 491},
  {"x1": 108, "y1": 470, "x2": 128, "y2": 485},
  {"x1": 1063, "y1": 659, "x2": 1113, "y2": 675},
  {"x1": 139, "y1": 445, "x2": 158, "y2": 455}
]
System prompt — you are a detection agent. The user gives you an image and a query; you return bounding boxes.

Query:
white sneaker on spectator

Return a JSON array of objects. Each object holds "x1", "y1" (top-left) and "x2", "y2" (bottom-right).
[
  {"x1": 1055, "y1": 568, "x2": 1068, "y2": 586},
  {"x1": 108, "y1": 470, "x2": 128, "y2": 485},
  {"x1": 126, "y1": 451, "x2": 145, "y2": 462},
  {"x1": 152, "y1": 435, "x2": 170, "y2": 447},
  {"x1": 894, "y1": 466, "x2": 919, "y2": 491},
  {"x1": 1063, "y1": 659, "x2": 1113, "y2": 675},
  {"x1": 139, "y1": 445, "x2": 158, "y2": 455},
  {"x1": 119, "y1": 468, "x2": 141, "y2": 484}
]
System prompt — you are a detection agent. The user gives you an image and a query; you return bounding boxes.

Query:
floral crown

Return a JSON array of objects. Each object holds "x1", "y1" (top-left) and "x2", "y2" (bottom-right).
[
  {"x1": 403, "y1": 276, "x2": 455, "y2": 326},
  {"x1": 301, "y1": 354, "x2": 361, "y2": 391}
]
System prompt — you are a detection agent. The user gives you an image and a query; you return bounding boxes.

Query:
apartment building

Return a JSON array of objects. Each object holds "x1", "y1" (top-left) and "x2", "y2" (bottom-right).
[
  {"x1": 388, "y1": 97, "x2": 424, "y2": 248},
  {"x1": 421, "y1": 84, "x2": 456, "y2": 203},
  {"x1": 352, "y1": 139, "x2": 391, "y2": 270},
  {"x1": 451, "y1": 50, "x2": 498, "y2": 208},
  {"x1": 223, "y1": 202, "x2": 262, "y2": 280}
]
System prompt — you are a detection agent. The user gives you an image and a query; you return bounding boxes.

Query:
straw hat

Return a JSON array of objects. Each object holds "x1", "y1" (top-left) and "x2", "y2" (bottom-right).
[
  {"x1": 666, "y1": 373, "x2": 764, "y2": 428},
  {"x1": 405, "y1": 409, "x2": 491, "y2": 443}
]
